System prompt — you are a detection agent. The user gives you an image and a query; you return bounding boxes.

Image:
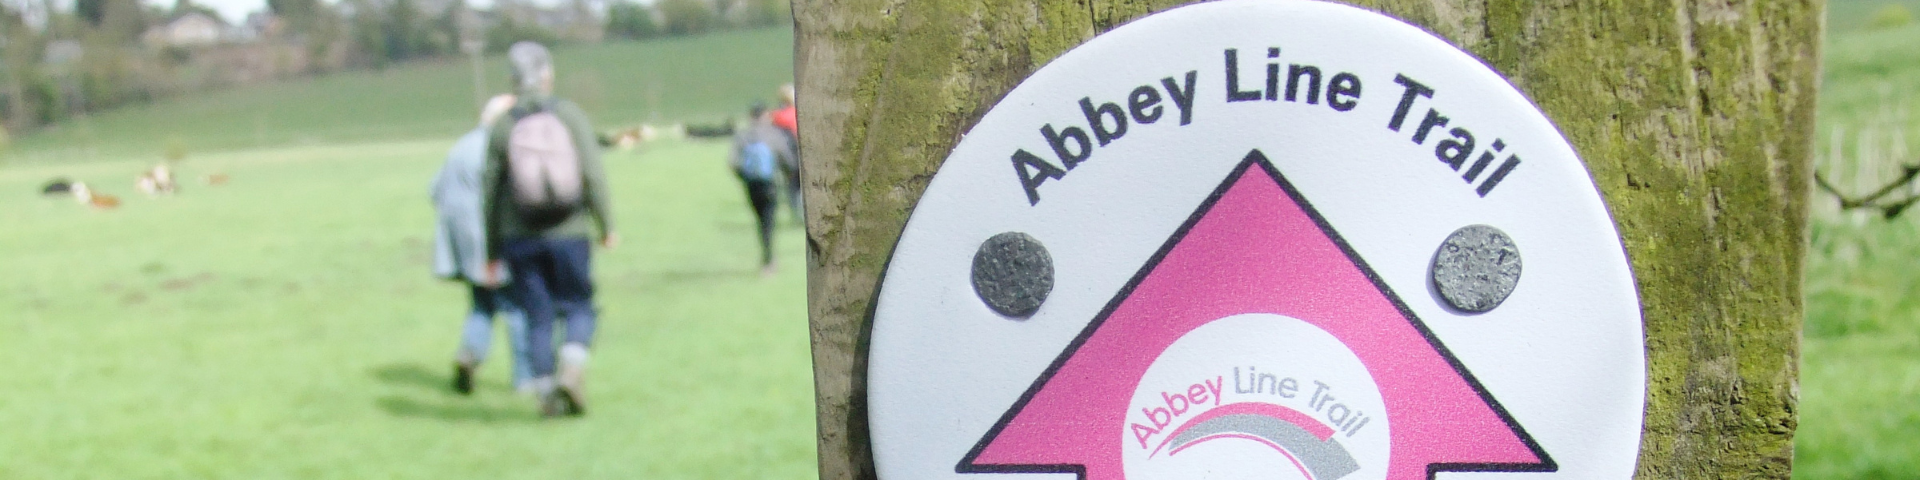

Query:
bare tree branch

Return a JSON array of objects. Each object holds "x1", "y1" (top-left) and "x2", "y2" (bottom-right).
[{"x1": 1814, "y1": 163, "x2": 1920, "y2": 219}]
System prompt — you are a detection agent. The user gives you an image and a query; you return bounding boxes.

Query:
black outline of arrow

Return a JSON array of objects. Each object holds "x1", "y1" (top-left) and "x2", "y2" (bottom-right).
[{"x1": 955, "y1": 149, "x2": 1557, "y2": 480}]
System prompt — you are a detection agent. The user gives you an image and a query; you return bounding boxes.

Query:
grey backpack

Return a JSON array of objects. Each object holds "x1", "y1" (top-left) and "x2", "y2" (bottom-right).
[{"x1": 506, "y1": 106, "x2": 583, "y2": 229}]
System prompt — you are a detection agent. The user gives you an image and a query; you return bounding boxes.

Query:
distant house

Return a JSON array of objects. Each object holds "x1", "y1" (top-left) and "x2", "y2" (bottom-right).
[
  {"x1": 234, "y1": 12, "x2": 284, "y2": 43},
  {"x1": 144, "y1": 12, "x2": 227, "y2": 48},
  {"x1": 530, "y1": 0, "x2": 606, "y2": 42},
  {"x1": 42, "y1": 40, "x2": 82, "y2": 67}
]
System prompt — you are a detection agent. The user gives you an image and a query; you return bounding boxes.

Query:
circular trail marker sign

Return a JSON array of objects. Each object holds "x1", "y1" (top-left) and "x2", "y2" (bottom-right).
[{"x1": 865, "y1": 2, "x2": 1645, "y2": 480}]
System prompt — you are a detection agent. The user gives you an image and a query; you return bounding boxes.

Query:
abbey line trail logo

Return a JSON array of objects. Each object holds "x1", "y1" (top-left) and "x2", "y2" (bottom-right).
[
  {"x1": 864, "y1": 2, "x2": 1646, "y2": 480},
  {"x1": 957, "y1": 152, "x2": 1551, "y2": 480}
]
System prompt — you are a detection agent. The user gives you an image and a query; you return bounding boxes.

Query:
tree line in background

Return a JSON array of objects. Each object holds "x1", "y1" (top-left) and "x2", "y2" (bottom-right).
[{"x1": 0, "y1": 0, "x2": 789, "y2": 136}]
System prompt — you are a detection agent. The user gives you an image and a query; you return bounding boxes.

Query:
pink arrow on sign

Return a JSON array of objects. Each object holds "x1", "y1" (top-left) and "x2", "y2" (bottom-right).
[{"x1": 957, "y1": 150, "x2": 1554, "y2": 480}]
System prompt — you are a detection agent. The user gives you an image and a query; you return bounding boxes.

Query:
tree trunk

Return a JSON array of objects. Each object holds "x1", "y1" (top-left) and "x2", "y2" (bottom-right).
[{"x1": 795, "y1": 1, "x2": 1818, "y2": 478}]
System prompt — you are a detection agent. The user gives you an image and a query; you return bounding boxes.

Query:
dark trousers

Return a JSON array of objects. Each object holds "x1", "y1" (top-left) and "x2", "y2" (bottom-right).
[
  {"x1": 502, "y1": 237, "x2": 595, "y2": 377},
  {"x1": 741, "y1": 175, "x2": 777, "y2": 266},
  {"x1": 781, "y1": 163, "x2": 802, "y2": 224},
  {"x1": 469, "y1": 284, "x2": 502, "y2": 316}
]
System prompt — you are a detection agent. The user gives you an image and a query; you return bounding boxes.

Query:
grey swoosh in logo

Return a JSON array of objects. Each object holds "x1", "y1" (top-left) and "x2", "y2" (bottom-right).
[{"x1": 1164, "y1": 413, "x2": 1360, "y2": 480}]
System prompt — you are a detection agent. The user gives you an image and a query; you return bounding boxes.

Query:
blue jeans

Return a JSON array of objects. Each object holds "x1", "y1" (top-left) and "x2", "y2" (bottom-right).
[
  {"x1": 502, "y1": 237, "x2": 596, "y2": 378},
  {"x1": 459, "y1": 285, "x2": 534, "y2": 388}
]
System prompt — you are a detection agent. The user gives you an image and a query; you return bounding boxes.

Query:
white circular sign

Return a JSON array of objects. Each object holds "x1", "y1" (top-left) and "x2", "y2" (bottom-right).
[{"x1": 866, "y1": 2, "x2": 1646, "y2": 480}]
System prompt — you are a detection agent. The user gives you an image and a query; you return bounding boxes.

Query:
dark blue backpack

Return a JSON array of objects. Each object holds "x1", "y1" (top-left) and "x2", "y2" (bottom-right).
[{"x1": 740, "y1": 142, "x2": 778, "y2": 181}]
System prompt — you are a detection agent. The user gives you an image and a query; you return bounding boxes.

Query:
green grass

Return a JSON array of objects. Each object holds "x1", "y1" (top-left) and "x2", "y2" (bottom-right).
[
  {"x1": 1800, "y1": 228, "x2": 1920, "y2": 474},
  {"x1": 1830, "y1": 0, "x2": 1920, "y2": 35},
  {"x1": 1797, "y1": 2, "x2": 1920, "y2": 478},
  {"x1": 3, "y1": 26, "x2": 794, "y2": 166},
  {"x1": 1818, "y1": 21, "x2": 1920, "y2": 138},
  {"x1": 1799, "y1": 218, "x2": 1920, "y2": 479},
  {"x1": 0, "y1": 28, "x2": 812, "y2": 478},
  {"x1": 0, "y1": 139, "x2": 814, "y2": 479}
]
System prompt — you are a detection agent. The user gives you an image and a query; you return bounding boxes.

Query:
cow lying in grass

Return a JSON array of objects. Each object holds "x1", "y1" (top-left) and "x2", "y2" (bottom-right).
[
  {"x1": 136, "y1": 164, "x2": 178, "y2": 197},
  {"x1": 69, "y1": 182, "x2": 121, "y2": 210}
]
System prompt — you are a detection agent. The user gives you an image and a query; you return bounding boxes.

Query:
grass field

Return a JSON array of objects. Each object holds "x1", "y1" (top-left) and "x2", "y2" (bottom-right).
[
  {"x1": 1799, "y1": 220, "x2": 1920, "y2": 479},
  {"x1": 1797, "y1": 1, "x2": 1920, "y2": 478},
  {"x1": 0, "y1": 29, "x2": 814, "y2": 478}
]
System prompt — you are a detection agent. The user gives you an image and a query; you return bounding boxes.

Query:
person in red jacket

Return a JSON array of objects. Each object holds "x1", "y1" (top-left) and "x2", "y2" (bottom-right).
[
  {"x1": 771, "y1": 84, "x2": 798, "y2": 137},
  {"x1": 769, "y1": 84, "x2": 801, "y2": 223}
]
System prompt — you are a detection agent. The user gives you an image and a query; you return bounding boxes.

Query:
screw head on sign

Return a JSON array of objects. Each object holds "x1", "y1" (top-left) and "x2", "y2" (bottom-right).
[
  {"x1": 971, "y1": 232, "x2": 1054, "y2": 319},
  {"x1": 1430, "y1": 224, "x2": 1522, "y2": 313}
]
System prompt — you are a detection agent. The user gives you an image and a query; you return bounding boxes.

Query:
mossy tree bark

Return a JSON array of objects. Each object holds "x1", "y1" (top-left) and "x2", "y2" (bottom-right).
[{"x1": 795, "y1": 1, "x2": 1818, "y2": 478}]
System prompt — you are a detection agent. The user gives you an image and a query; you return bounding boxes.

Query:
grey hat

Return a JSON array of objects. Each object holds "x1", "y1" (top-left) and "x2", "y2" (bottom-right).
[{"x1": 507, "y1": 41, "x2": 553, "y2": 94}]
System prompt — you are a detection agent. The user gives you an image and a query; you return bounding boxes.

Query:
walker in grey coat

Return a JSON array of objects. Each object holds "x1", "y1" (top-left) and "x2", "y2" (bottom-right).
[{"x1": 434, "y1": 127, "x2": 535, "y2": 392}]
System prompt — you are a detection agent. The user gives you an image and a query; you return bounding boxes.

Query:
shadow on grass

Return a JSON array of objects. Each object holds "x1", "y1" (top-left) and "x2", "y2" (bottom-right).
[
  {"x1": 370, "y1": 363, "x2": 448, "y2": 391},
  {"x1": 375, "y1": 395, "x2": 540, "y2": 423},
  {"x1": 372, "y1": 362, "x2": 525, "y2": 395},
  {"x1": 715, "y1": 218, "x2": 805, "y2": 234},
  {"x1": 657, "y1": 268, "x2": 757, "y2": 283},
  {"x1": 370, "y1": 363, "x2": 540, "y2": 423}
]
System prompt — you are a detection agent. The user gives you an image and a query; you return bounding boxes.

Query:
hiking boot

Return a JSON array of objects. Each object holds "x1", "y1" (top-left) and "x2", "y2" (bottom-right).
[
  {"x1": 553, "y1": 383, "x2": 584, "y2": 417},
  {"x1": 540, "y1": 390, "x2": 571, "y2": 418},
  {"x1": 557, "y1": 343, "x2": 589, "y2": 416},
  {"x1": 531, "y1": 377, "x2": 569, "y2": 418},
  {"x1": 536, "y1": 385, "x2": 582, "y2": 418},
  {"x1": 452, "y1": 362, "x2": 475, "y2": 395}
]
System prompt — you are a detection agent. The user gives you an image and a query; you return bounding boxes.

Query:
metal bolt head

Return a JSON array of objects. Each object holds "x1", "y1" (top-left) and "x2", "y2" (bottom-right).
[
  {"x1": 972, "y1": 232, "x2": 1054, "y2": 319},
  {"x1": 1431, "y1": 224, "x2": 1522, "y2": 313}
]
